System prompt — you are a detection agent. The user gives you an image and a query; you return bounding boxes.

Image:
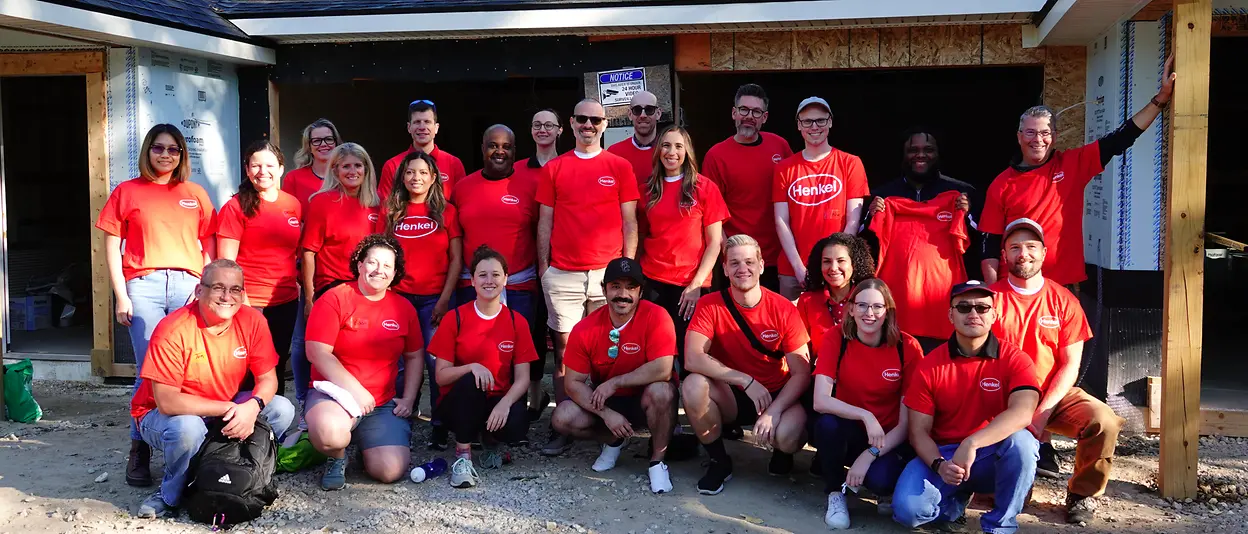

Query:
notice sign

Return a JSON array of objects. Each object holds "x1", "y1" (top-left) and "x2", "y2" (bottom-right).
[{"x1": 598, "y1": 68, "x2": 646, "y2": 106}]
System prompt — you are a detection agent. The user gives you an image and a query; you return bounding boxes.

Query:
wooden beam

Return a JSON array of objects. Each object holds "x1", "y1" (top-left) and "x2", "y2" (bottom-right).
[
  {"x1": 86, "y1": 71, "x2": 113, "y2": 378},
  {"x1": 267, "y1": 79, "x2": 280, "y2": 146},
  {"x1": 1201, "y1": 409, "x2": 1248, "y2": 437},
  {"x1": 0, "y1": 51, "x2": 104, "y2": 75},
  {"x1": 1159, "y1": 0, "x2": 1211, "y2": 501},
  {"x1": 1208, "y1": 233, "x2": 1247, "y2": 252}
]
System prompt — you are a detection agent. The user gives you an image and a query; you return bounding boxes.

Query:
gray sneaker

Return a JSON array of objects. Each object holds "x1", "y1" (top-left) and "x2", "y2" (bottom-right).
[
  {"x1": 540, "y1": 432, "x2": 573, "y2": 456},
  {"x1": 450, "y1": 457, "x2": 480, "y2": 488},
  {"x1": 479, "y1": 448, "x2": 505, "y2": 469},
  {"x1": 321, "y1": 456, "x2": 347, "y2": 491},
  {"x1": 137, "y1": 492, "x2": 174, "y2": 519}
]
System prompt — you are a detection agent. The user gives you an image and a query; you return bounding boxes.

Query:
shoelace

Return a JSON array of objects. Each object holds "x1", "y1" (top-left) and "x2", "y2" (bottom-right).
[{"x1": 452, "y1": 458, "x2": 480, "y2": 480}]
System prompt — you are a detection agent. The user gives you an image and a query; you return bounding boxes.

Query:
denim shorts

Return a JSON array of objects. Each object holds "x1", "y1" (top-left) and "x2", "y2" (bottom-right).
[{"x1": 306, "y1": 391, "x2": 411, "y2": 450}]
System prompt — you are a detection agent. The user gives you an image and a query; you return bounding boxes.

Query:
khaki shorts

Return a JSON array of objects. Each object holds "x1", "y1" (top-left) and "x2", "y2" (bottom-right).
[{"x1": 541, "y1": 265, "x2": 606, "y2": 333}]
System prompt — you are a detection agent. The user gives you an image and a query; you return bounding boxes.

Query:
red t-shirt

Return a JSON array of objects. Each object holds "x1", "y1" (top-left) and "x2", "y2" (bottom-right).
[
  {"x1": 607, "y1": 137, "x2": 656, "y2": 190},
  {"x1": 378, "y1": 145, "x2": 466, "y2": 201},
  {"x1": 904, "y1": 335, "x2": 1040, "y2": 445},
  {"x1": 771, "y1": 149, "x2": 870, "y2": 276},
  {"x1": 980, "y1": 143, "x2": 1102, "y2": 285},
  {"x1": 687, "y1": 289, "x2": 810, "y2": 391},
  {"x1": 815, "y1": 332, "x2": 925, "y2": 431},
  {"x1": 96, "y1": 177, "x2": 217, "y2": 280},
  {"x1": 638, "y1": 176, "x2": 729, "y2": 287},
  {"x1": 702, "y1": 133, "x2": 793, "y2": 264},
  {"x1": 301, "y1": 192, "x2": 380, "y2": 291},
  {"x1": 377, "y1": 202, "x2": 460, "y2": 295},
  {"x1": 130, "y1": 304, "x2": 277, "y2": 422},
  {"x1": 428, "y1": 302, "x2": 538, "y2": 398},
  {"x1": 536, "y1": 150, "x2": 640, "y2": 271},
  {"x1": 216, "y1": 193, "x2": 303, "y2": 307},
  {"x1": 871, "y1": 191, "x2": 969, "y2": 339},
  {"x1": 450, "y1": 169, "x2": 540, "y2": 289},
  {"x1": 795, "y1": 290, "x2": 850, "y2": 360},
  {"x1": 281, "y1": 166, "x2": 323, "y2": 219},
  {"x1": 306, "y1": 284, "x2": 423, "y2": 406},
  {"x1": 564, "y1": 300, "x2": 677, "y2": 397},
  {"x1": 990, "y1": 278, "x2": 1093, "y2": 392}
]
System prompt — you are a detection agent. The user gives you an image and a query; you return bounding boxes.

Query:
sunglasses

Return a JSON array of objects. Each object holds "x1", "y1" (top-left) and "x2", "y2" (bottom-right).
[
  {"x1": 629, "y1": 105, "x2": 659, "y2": 117},
  {"x1": 409, "y1": 99, "x2": 437, "y2": 111},
  {"x1": 573, "y1": 115, "x2": 606, "y2": 126},
  {"x1": 606, "y1": 327, "x2": 622, "y2": 359},
  {"x1": 150, "y1": 144, "x2": 182, "y2": 156},
  {"x1": 952, "y1": 303, "x2": 994, "y2": 315}
]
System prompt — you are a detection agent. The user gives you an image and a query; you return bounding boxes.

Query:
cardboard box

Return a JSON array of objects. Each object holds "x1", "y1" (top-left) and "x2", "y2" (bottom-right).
[{"x1": 9, "y1": 295, "x2": 52, "y2": 331}]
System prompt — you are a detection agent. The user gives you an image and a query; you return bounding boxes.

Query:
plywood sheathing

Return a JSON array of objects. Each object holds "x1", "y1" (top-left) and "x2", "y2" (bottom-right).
[
  {"x1": 734, "y1": 32, "x2": 792, "y2": 70},
  {"x1": 911, "y1": 25, "x2": 981, "y2": 66},
  {"x1": 878, "y1": 27, "x2": 910, "y2": 68},
  {"x1": 848, "y1": 29, "x2": 880, "y2": 68},
  {"x1": 791, "y1": 29, "x2": 850, "y2": 70},
  {"x1": 1042, "y1": 46, "x2": 1087, "y2": 151},
  {"x1": 983, "y1": 24, "x2": 1046, "y2": 65},
  {"x1": 710, "y1": 33, "x2": 734, "y2": 71}
]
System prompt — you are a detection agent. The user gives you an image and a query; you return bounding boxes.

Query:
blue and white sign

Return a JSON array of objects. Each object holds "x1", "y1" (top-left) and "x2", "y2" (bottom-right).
[{"x1": 597, "y1": 68, "x2": 646, "y2": 107}]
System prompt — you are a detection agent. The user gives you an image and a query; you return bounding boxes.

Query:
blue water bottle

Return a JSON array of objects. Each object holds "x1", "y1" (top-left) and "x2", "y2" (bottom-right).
[{"x1": 409, "y1": 458, "x2": 448, "y2": 483}]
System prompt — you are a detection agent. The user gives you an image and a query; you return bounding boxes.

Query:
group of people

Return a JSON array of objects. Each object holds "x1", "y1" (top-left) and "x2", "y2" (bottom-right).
[{"x1": 99, "y1": 57, "x2": 1176, "y2": 531}]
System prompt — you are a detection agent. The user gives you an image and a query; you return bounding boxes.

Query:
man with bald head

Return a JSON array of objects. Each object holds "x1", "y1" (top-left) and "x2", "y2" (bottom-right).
[
  {"x1": 537, "y1": 99, "x2": 640, "y2": 455},
  {"x1": 607, "y1": 90, "x2": 663, "y2": 188}
]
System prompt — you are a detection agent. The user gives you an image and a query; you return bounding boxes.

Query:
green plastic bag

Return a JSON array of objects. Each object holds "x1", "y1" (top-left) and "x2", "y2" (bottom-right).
[
  {"x1": 3, "y1": 359, "x2": 42, "y2": 423},
  {"x1": 276, "y1": 432, "x2": 328, "y2": 473}
]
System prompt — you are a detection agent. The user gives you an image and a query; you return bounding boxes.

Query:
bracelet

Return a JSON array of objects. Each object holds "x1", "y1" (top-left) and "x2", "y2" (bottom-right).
[
  {"x1": 1151, "y1": 96, "x2": 1169, "y2": 109},
  {"x1": 930, "y1": 457, "x2": 945, "y2": 472},
  {"x1": 743, "y1": 377, "x2": 755, "y2": 390}
]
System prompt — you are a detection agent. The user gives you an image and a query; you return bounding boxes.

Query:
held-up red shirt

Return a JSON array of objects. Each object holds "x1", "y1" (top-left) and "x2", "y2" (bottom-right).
[
  {"x1": 980, "y1": 143, "x2": 1103, "y2": 285},
  {"x1": 815, "y1": 332, "x2": 925, "y2": 431},
  {"x1": 96, "y1": 178, "x2": 217, "y2": 280},
  {"x1": 536, "y1": 150, "x2": 640, "y2": 271},
  {"x1": 428, "y1": 302, "x2": 538, "y2": 398},
  {"x1": 378, "y1": 145, "x2": 466, "y2": 201},
  {"x1": 702, "y1": 133, "x2": 793, "y2": 264},
  {"x1": 216, "y1": 193, "x2": 302, "y2": 307},
  {"x1": 301, "y1": 192, "x2": 380, "y2": 291},
  {"x1": 564, "y1": 300, "x2": 677, "y2": 397},
  {"x1": 607, "y1": 137, "x2": 656, "y2": 190},
  {"x1": 871, "y1": 191, "x2": 969, "y2": 339},
  {"x1": 796, "y1": 290, "x2": 851, "y2": 361},
  {"x1": 451, "y1": 169, "x2": 540, "y2": 290},
  {"x1": 771, "y1": 149, "x2": 870, "y2": 276},
  {"x1": 130, "y1": 304, "x2": 277, "y2": 422},
  {"x1": 638, "y1": 176, "x2": 729, "y2": 287},
  {"x1": 377, "y1": 202, "x2": 460, "y2": 295},
  {"x1": 281, "y1": 166, "x2": 323, "y2": 218},
  {"x1": 687, "y1": 288, "x2": 810, "y2": 391},
  {"x1": 904, "y1": 334, "x2": 1040, "y2": 445},
  {"x1": 306, "y1": 284, "x2": 423, "y2": 406},
  {"x1": 990, "y1": 278, "x2": 1093, "y2": 393}
]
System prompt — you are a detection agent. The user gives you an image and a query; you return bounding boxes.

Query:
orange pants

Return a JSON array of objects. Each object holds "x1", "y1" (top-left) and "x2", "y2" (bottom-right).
[{"x1": 1045, "y1": 387, "x2": 1125, "y2": 497}]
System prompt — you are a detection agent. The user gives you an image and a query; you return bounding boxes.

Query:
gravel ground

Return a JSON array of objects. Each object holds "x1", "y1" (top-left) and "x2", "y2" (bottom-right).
[{"x1": 1, "y1": 380, "x2": 1245, "y2": 533}]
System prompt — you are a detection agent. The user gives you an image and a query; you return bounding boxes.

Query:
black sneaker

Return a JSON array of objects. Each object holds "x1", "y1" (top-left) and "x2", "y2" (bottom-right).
[
  {"x1": 768, "y1": 450, "x2": 794, "y2": 476},
  {"x1": 527, "y1": 392, "x2": 552, "y2": 424},
  {"x1": 1065, "y1": 493, "x2": 1098, "y2": 524},
  {"x1": 1037, "y1": 442, "x2": 1061, "y2": 478},
  {"x1": 723, "y1": 425, "x2": 744, "y2": 441},
  {"x1": 697, "y1": 458, "x2": 734, "y2": 495},
  {"x1": 428, "y1": 426, "x2": 449, "y2": 451},
  {"x1": 924, "y1": 515, "x2": 968, "y2": 533},
  {"x1": 809, "y1": 450, "x2": 823, "y2": 477},
  {"x1": 126, "y1": 439, "x2": 153, "y2": 487}
]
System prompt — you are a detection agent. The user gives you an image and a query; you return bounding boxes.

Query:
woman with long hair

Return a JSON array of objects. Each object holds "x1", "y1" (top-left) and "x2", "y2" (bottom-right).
[
  {"x1": 96, "y1": 123, "x2": 217, "y2": 488},
  {"x1": 217, "y1": 140, "x2": 302, "y2": 395},
  {"x1": 811, "y1": 278, "x2": 922, "y2": 529},
  {"x1": 637, "y1": 126, "x2": 727, "y2": 373},
  {"x1": 796, "y1": 233, "x2": 876, "y2": 362},
  {"x1": 379, "y1": 150, "x2": 462, "y2": 448},
  {"x1": 301, "y1": 142, "x2": 381, "y2": 311}
]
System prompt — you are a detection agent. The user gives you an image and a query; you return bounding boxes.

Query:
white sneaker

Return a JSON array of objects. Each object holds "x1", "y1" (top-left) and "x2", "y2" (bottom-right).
[
  {"x1": 592, "y1": 441, "x2": 625, "y2": 472},
  {"x1": 824, "y1": 491, "x2": 851, "y2": 529},
  {"x1": 450, "y1": 457, "x2": 480, "y2": 488},
  {"x1": 648, "y1": 462, "x2": 673, "y2": 494}
]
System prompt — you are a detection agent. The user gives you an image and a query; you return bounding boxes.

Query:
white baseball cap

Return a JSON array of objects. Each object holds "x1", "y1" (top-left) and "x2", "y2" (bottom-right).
[{"x1": 796, "y1": 96, "x2": 832, "y2": 118}]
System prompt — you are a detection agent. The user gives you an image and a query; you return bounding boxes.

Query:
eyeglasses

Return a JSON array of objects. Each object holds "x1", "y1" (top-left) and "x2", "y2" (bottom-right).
[
  {"x1": 409, "y1": 99, "x2": 437, "y2": 111},
  {"x1": 853, "y1": 302, "x2": 887, "y2": 315},
  {"x1": 532, "y1": 121, "x2": 560, "y2": 131},
  {"x1": 952, "y1": 303, "x2": 994, "y2": 315},
  {"x1": 202, "y1": 283, "x2": 244, "y2": 298},
  {"x1": 630, "y1": 105, "x2": 659, "y2": 117},
  {"x1": 606, "y1": 327, "x2": 622, "y2": 359},
  {"x1": 798, "y1": 117, "x2": 831, "y2": 129},
  {"x1": 735, "y1": 106, "x2": 765, "y2": 118},
  {"x1": 573, "y1": 115, "x2": 606, "y2": 126},
  {"x1": 150, "y1": 144, "x2": 182, "y2": 156},
  {"x1": 1020, "y1": 129, "x2": 1053, "y2": 140},
  {"x1": 310, "y1": 136, "x2": 337, "y2": 147}
]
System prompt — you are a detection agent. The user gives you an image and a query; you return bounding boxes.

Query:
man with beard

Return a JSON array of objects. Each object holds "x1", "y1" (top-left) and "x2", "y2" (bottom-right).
[
  {"x1": 682, "y1": 234, "x2": 812, "y2": 494},
  {"x1": 551, "y1": 257, "x2": 678, "y2": 493},
  {"x1": 608, "y1": 91, "x2": 663, "y2": 189},
  {"x1": 868, "y1": 129, "x2": 976, "y2": 226},
  {"x1": 538, "y1": 98, "x2": 640, "y2": 455},
  {"x1": 129, "y1": 260, "x2": 296, "y2": 518},
  {"x1": 989, "y1": 218, "x2": 1119, "y2": 525},
  {"x1": 703, "y1": 84, "x2": 793, "y2": 292},
  {"x1": 379, "y1": 100, "x2": 467, "y2": 200}
]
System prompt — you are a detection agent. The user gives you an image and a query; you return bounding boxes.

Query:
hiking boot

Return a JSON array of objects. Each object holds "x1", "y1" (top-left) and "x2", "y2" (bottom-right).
[
  {"x1": 697, "y1": 458, "x2": 733, "y2": 495},
  {"x1": 648, "y1": 462, "x2": 673, "y2": 494},
  {"x1": 321, "y1": 456, "x2": 347, "y2": 490},
  {"x1": 592, "y1": 440, "x2": 626, "y2": 472},
  {"x1": 428, "y1": 426, "x2": 449, "y2": 451},
  {"x1": 768, "y1": 450, "x2": 794, "y2": 476},
  {"x1": 126, "y1": 439, "x2": 153, "y2": 487},
  {"x1": 1037, "y1": 442, "x2": 1061, "y2": 478},
  {"x1": 137, "y1": 492, "x2": 174, "y2": 519},
  {"x1": 925, "y1": 516, "x2": 968, "y2": 533},
  {"x1": 479, "y1": 448, "x2": 505, "y2": 470},
  {"x1": 450, "y1": 457, "x2": 480, "y2": 488},
  {"x1": 824, "y1": 491, "x2": 851, "y2": 529},
  {"x1": 540, "y1": 431, "x2": 573, "y2": 457},
  {"x1": 1065, "y1": 493, "x2": 1098, "y2": 524}
]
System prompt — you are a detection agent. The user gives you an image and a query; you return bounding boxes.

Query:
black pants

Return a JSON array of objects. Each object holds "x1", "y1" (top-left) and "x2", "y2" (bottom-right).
[
  {"x1": 434, "y1": 374, "x2": 528, "y2": 445},
  {"x1": 643, "y1": 278, "x2": 703, "y2": 375},
  {"x1": 531, "y1": 287, "x2": 551, "y2": 383},
  {"x1": 239, "y1": 298, "x2": 299, "y2": 395}
]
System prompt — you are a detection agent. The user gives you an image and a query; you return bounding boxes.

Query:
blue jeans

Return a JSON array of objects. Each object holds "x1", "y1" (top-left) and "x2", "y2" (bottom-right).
[
  {"x1": 138, "y1": 392, "x2": 295, "y2": 507},
  {"x1": 892, "y1": 430, "x2": 1039, "y2": 534},
  {"x1": 126, "y1": 269, "x2": 199, "y2": 440},
  {"x1": 812, "y1": 414, "x2": 914, "y2": 495},
  {"x1": 399, "y1": 293, "x2": 441, "y2": 423},
  {"x1": 290, "y1": 291, "x2": 310, "y2": 405}
]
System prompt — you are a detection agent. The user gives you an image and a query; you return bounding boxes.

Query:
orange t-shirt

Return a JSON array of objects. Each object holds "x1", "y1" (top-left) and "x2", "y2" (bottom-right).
[
  {"x1": 216, "y1": 193, "x2": 302, "y2": 307},
  {"x1": 990, "y1": 278, "x2": 1093, "y2": 392},
  {"x1": 979, "y1": 143, "x2": 1103, "y2": 285},
  {"x1": 96, "y1": 177, "x2": 217, "y2": 280},
  {"x1": 638, "y1": 176, "x2": 729, "y2": 287},
  {"x1": 564, "y1": 300, "x2": 677, "y2": 396},
  {"x1": 702, "y1": 133, "x2": 793, "y2": 264},
  {"x1": 377, "y1": 202, "x2": 461, "y2": 295},
  {"x1": 607, "y1": 137, "x2": 656, "y2": 190},
  {"x1": 301, "y1": 192, "x2": 380, "y2": 291},
  {"x1": 795, "y1": 290, "x2": 850, "y2": 360},
  {"x1": 378, "y1": 145, "x2": 466, "y2": 201},
  {"x1": 687, "y1": 289, "x2": 810, "y2": 391},
  {"x1": 130, "y1": 304, "x2": 278, "y2": 422},
  {"x1": 771, "y1": 149, "x2": 870, "y2": 276},
  {"x1": 815, "y1": 332, "x2": 924, "y2": 431},
  {"x1": 450, "y1": 169, "x2": 540, "y2": 290},
  {"x1": 428, "y1": 302, "x2": 538, "y2": 398},
  {"x1": 306, "y1": 284, "x2": 423, "y2": 406},
  {"x1": 536, "y1": 150, "x2": 640, "y2": 271},
  {"x1": 871, "y1": 191, "x2": 969, "y2": 339},
  {"x1": 281, "y1": 166, "x2": 323, "y2": 219}
]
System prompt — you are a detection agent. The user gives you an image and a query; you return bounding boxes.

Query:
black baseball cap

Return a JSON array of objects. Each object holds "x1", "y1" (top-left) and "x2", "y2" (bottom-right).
[
  {"x1": 949, "y1": 280, "x2": 996, "y2": 302},
  {"x1": 603, "y1": 257, "x2": 645, "y2": 286}
]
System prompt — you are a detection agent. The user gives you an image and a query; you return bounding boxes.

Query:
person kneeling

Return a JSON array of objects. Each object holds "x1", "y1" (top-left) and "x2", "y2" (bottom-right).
[
  {"x1": 551, "y1": 258, "x2": 678, "y2": 494},
  {"x1": 131, "y1": 260, "x2": 295, "y2": 518},
  {"x1": 430, "y1": 246, "x2": 537, "y2": 488}
]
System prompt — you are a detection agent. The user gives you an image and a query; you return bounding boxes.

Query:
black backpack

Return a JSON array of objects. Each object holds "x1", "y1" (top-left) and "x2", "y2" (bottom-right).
[{"x1": 183, "y1": 417, "x2": 279, "y2": 528}]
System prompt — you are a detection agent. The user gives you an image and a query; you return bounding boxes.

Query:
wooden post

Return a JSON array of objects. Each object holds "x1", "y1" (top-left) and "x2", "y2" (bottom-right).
[
  {"x1": 1160, "y1": 0, "x2": 1211, "y2": 500},
  {"x1": 267, "y1": 79, "x2": 280, "y2": 146},
  {"x1": 86, "y1": 70, "x2": 113, "y2": 378}
]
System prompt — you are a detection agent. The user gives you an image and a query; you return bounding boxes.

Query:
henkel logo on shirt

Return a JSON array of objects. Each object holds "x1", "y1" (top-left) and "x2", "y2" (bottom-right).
[
  {"x1": 936, "y1": 211, "x2": 954, "y2": 222},
  {"x1": 394, "y1": 216, "x2": 438, "y2": 239},
  {"x1": 381, "y1": 319, "x2": 400, "y2": 331},
  {"x1": 287, "y1": 216, "x2": 300, "y2": 228},
  {"x1": 771, "y1": 154, "x2": 783, "y2": 164},
  {"x1": 980, "y1": 377, "x2": 1002, "y2": 392},
  {"x1": 501, "y1": 195, "x2": 520, "y2": 205},
  {"x1": 621, "y1": 342, "x2": 641, "y2": 355},
  {"x1": 179, "y1": 198, "x2": 199, "y2": 209},
  {"x1": 1052, "y1": 171, "x2": 1066, "y2": 183},
  {"x1": 1039, "y1": 315, "x2": 1061, "y2": 329},
  {"x1": 367, "y1": 213, "x2": 380, "y2": 223},
  {"x1": 232, "y1": 346, "x2": 248, "y2": 359},
  {"x1": 760, "y1": 330, "x2": 780, "y2": 343},
  {"x1": 439, "y1": 172, "x2": 450, "y2": 183},
  {"x1": 787, "y1": 174, "x2": 843, "y2": 206},
  {"x1": 598, "y1": 176, "x2": 616, "y2": 187},
  {"x1": 881, "y1": 368, "x2": 901, "y2": 382},
  {"x1": 498, "y1": 340, "x2": 515, "y2": 352}
]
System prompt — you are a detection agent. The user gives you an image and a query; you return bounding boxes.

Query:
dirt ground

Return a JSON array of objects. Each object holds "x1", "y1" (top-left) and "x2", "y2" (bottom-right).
[{"x1": 1, "y1": 380, "x2": 1244, "y2": 533}]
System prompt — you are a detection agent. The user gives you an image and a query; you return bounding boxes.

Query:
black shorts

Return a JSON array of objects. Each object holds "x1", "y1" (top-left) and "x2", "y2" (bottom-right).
[
  {"x1": 604, "y1": 395, "x2": 649, "y2": 429},
  {"x1": 730, "y1": 384, "x2": 814, "y2": 426}
]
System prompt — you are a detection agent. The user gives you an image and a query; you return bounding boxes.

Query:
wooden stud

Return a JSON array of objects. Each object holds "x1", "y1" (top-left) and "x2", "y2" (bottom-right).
[
  {"x1": 268, "y1": 79, "x2": 280, "y2": 145},
  {"x1": 85, "y1": 70, "x2": 114, "y2": 378},
  {"x1": 1201, "y1": 409, "x2": 1248, "y2": 437},
  {"x1": 0, "y1": 51, "x2": 104, "y2": 75},
  {"x1": 1159, "y1": 0, "x2": 1211, "y2": 501},
  {"x1": 1148, "y1": 376, "x2": 1162, "y2": 432}
]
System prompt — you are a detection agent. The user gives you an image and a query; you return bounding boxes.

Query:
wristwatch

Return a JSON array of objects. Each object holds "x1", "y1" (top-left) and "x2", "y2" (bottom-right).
[
  {"x1": 1151, "y1": 95, "x2": 1169, "y2": 109},
  {"x1": 250, "y1": 396, "x2": 265, "y2": 410},
  {"x1": 930, "y1": 457, "x2": 945, "y2": 472},
  {"x1": 867, "y1": 446, "x2": 881, "y2": 458}
]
